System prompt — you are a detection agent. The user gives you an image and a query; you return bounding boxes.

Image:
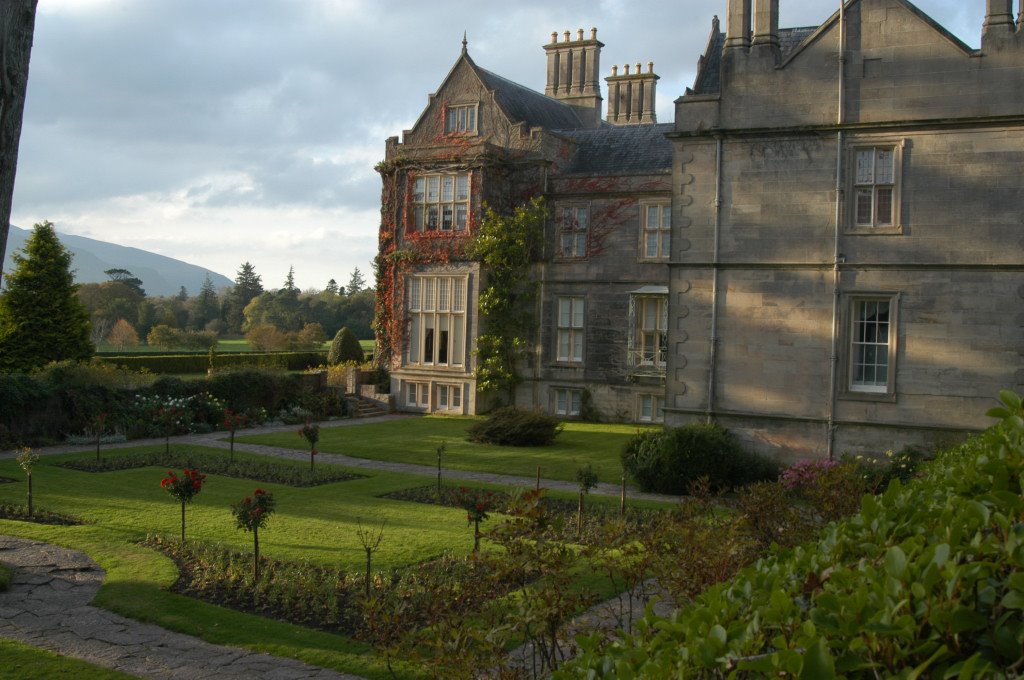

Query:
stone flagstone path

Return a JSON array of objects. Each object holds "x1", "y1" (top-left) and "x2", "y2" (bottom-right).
[{"x1": 0, "y1": 536, "x2": 364, "y2": 679}]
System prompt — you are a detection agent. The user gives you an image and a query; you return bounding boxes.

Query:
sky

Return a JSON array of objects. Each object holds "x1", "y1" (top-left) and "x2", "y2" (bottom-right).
[{"x1": 10, "y1": 0, "x2": 984, "y2": 293}]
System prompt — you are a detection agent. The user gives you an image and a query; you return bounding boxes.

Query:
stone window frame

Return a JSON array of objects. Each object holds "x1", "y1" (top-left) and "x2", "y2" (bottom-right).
[
  {"x1": 637, "y1": 393, "x2": 664, "y2": 423},
  {"x1": 846, "y1": 138, "x2": 905, "y2": 235},
  {"x1": 405, "y1": 381, "x2": 430, "y2": 409},
  {"x1": 406, "y1": 275, "x2": 468, "y2": 368},
  {"x1": 638, "y1": 200, "x2": 671, "y2": 261},
  {"x1": 435, "y1": 383, "x2": 463, "y2": 412},
  {"x1": 628, "y1": 292, "x2": 668, "y2": 371},
  {"x1": 410, "y1": 172, "x2": 471, "y2": 233},
  {"x1": 555, "y1": 295, "x2": 585, "y2": 364},
  {"x1": 556, "y1": 204, "x2": 590, "y2": 259},
  {"x1": 840, "y1": 292, "x2": 900, "y2": 403},
  {"x1": 552, "y1": 387, "x2": 582, "y2": 417},
  {"x1": 445, "y1": 103, "x2": 479, "y2": 135}
]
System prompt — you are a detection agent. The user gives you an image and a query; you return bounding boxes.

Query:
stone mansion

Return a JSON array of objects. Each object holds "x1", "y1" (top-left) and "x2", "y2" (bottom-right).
[{"x1": 374, "y1": 0, "x2": 1024, "y2": 461}]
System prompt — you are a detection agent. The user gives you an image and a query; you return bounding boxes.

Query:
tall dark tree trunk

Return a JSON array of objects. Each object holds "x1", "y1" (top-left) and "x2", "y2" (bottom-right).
[{"x1": 0, "y1": 0, "x2": 38, "y2": 289}]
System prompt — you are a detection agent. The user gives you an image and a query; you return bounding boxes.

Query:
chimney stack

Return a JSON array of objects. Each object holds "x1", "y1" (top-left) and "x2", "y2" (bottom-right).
[
  {"x1": 544, "y1": 27, "x2": 604, "y2": 129},
  {"x1": 605, "y1": 61, "x2": 659, "y2": 125},
  {"x1": 751, "y1": 0, "x2": 779, "y2": 62},
  {"x1": 983, "y1": 0, "x2": 1016, "y2": 48}
]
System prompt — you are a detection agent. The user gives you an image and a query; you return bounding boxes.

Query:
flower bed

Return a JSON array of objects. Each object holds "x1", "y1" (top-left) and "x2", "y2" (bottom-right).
[
  {"x1": 59, "y1": 450, "x2": 364, "y2": 487},
  {"x1": 0, "y1": 503, "x2": 84, "y2": 525}
]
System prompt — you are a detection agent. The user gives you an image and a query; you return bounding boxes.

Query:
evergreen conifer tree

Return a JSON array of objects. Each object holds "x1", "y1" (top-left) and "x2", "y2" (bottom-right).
[{"x1": 0, "y1": 221, "x2": 93, "y2": 371}]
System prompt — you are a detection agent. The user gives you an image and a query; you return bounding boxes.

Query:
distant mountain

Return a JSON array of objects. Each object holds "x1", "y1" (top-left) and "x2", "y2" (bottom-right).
[{"x1": 3, "y1": 225, "x2": 234, "y2": 297}]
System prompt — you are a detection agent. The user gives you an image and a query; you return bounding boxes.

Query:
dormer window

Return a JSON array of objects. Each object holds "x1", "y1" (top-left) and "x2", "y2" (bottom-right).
[{"x1": 445, "y1": 104, "x2": 478, "y2": 134}]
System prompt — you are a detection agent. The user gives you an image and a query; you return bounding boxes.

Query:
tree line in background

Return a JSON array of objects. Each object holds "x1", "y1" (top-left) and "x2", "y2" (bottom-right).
[
  {"x1": 0, "y1": 223, "x2": 374, "y2": 372},
  {"x1": 78, "y1": 260, "x2": 373, "y2": 352}
]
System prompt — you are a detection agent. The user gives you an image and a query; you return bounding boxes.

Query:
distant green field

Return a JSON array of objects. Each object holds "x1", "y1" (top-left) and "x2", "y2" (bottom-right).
[{"x1": 96, "y1": 338, "x2": 374, "y2": 355}]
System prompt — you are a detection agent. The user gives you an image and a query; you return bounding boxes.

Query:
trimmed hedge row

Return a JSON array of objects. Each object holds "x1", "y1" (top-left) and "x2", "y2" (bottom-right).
[
  {"x1": 562, "y1": 391, "x2": 1024, "y2": 678},
  {"x1": 97, "y1": 351, "x2": 326, "y2": 374}
]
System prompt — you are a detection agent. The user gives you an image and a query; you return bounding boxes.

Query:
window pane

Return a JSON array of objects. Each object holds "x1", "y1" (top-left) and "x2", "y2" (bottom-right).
[
  {"x1": 559, "y1": 298, "x2": 571, "y2": 326},
  {"x1": 424, "y1": 279, "x2": 435, "y2": 310},
  {"x1": 407, "y1": 384, "x2": 417, "y2": 406},
  {"x1": 571, "y1": 391, "x2": 581, "y2": 415},
  {"x1": 875, "y1": 188, "x2": 893, "y2": 225},
  {"x1": 413, "y1": 178, "x2": 425, "y2": 202},
  {"x1": 438, "y1": 279, "x2": 449, "y2": 311},
  {"x1": 452, "y1": 316, "x2": 464, "y2": 365},
  {"x1": 641, "y1": 395, "x2": 652, "y2": 419},
  {"x1": 442, "y1": 205, "x2": 453, "y2": 230},
  {"x1": 572, "y1": 333, "x2": 583, "y2": 361},
  {"x1": 646, "y1": 233, "x2": 659, "y2": 258},
  {"x1": 557, "y1": 390, "x2": 567, "y2": 414},
  {"x1": 455, "y1": 205, "x2": 467, "y2": 231},
  {"x1": 452, "y1": 386, "x2": 462, "y2": 408},
  {"x1": 426, "y1": 177, "x2": 439, "y2": 202},
  {"x1": 572, "y1": 299, "x2": 583, "y2": 327},
  {"x1": 427, "y1": 206, "x2": 439, "y2": 229},
  {"x1": 856, "y1": 190, "x2": 873, "y2": 225},
  {"x1": 876, "y1": 149, "x2": 894, "y2": 184},
  {"x1": 409, "y1": 316, "x2": 420, "y2": 363},
  {"x1": 575, "y1": 232, "x2": 586, "y2": 257},
  {"x1": 856, "y1": 150, "x2": 874, "y2": 184},
  {"x1": 646, "y1": 206, "x2": 659, "y2": 229},
  {"x1": 661, "y1": 205, "x2": 672, "y2": 226},
  {"x1": 453, "y1": 279, "x2": 465, "y2": 312},
  {"x1": 456, "y1": 174, "x2": 469, "y2": 201},
  {"x1": 660, "y1": 234, "x2": 670, "y2": 258},
  {"x1": 438, "y1": 385, "x2": 448, "y2": 408},
  {"x1": 441, "y1": 176, "x2": 454, "y2": 202}
]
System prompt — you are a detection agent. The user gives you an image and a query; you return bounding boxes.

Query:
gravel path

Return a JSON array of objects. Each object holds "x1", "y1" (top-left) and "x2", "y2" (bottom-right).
[{"x1": 0, "y1": 536, "x2": 364, "y2": 679}]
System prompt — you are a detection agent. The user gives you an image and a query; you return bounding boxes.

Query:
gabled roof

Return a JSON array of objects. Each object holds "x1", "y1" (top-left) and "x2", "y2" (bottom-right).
[
  {"x1": 406, "y1": 48, "x2": 587, "y2": 139},
  {"x1": 473, "y1": 64, "x2": 585, "y2": 130},
  {"x1": 688, "y1": 0, "x2": 974, "y2": 96},
  {"x1": 555, "y1": 123, "x2": 674, "y2": 176}
]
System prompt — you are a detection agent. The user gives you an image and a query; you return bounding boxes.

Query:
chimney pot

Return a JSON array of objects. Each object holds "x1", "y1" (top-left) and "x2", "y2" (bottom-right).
[
  {"x1": 563, "y1": 30, "x2": 570, "y2": 42},
  {"x1": 577, "y1": 28, "x2": 584, "y2": 41},
  {"x1": 623, "y1": 63, "x2": 630, "y2": 74},
  {"x1": 551, "y1": 31, "x2": 558, "y2": 43},
  {"x1": 636, "y1": 62, "x2": 641, "y2": 74},
  {"x1": 611, "y1": 64, "x2": 618, "y2": 76},
  {"x1": 648, "y1": 61, "x2": 654, "y2": 74},
  {"x1": 591, "y1": 27, "x2": 597, "y2": 40}
]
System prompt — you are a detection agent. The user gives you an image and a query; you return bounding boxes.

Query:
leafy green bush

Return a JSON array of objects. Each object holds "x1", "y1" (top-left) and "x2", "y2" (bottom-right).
[
  {"x1": 563, "y1": 391, "x2": 1024, "y2": 678},
  {"x1": 621, "y1": 423, "x2": 778, "y2": 493},
  {"x1": 467, "y1": 407, "x2": 563, "y2": 446},
  {"x1": 97, "y1": 350, "x2": 326, "y2": 374},
  {"x1": 327, "y1": 327, "x2": 365, "y2": 365}
]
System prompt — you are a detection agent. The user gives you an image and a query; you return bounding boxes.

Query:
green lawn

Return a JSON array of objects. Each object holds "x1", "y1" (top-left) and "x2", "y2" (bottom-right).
[
  {"x1": 239, "y1": 416, "x2": 652, "y2": 484},
  {"x1": 0, "y1": 447, "x2": 471, "y2": 571},
  {"x1": 0, "y1": 426, "x2": 664, "y2": 678},
  {"x1": 0, "y1": 638, "x2": 139, "y2": 680}
]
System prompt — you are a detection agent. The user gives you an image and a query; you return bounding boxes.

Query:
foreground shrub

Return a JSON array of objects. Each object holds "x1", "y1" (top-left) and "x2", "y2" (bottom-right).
[
  {"x1": 327, "y1": 326, "x2": 364, "y2": 365},
  {"x1": 467, "y1": 407, "x2": 563, "y2": 446},
  {"x1": 563, "y1": 391, "x2": 1024, "y2": 678},
  {"x1": 621, "y1": 423, "x2": 778, "y2": 494}
]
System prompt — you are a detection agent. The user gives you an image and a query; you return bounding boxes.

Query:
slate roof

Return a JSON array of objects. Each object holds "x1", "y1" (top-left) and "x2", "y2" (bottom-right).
[
  {"x1": 474, "y1": 65, "x2": 586, "y2": 131},
  {"x1": 692, "y1": 26, "x2": 819, "y2": 95},
  {"x1": 555, "y1": 123, "x2": 674, "y2": 176}
]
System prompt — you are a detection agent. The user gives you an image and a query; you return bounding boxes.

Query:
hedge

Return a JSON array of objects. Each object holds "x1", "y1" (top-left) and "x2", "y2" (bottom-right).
[
  {"x1": 561, "y1": 390, "x2": 1024, "y2": 678},
  {"x1": 96, "y1": 351, "x2": 326, "y2": 374}
]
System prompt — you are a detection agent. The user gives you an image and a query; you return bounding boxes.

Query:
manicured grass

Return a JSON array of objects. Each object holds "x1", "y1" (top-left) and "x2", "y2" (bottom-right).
[
  {"x1": 240, "y1": 416, "x2": 653, "y2": 484},
  {"x1": 0, "y1": 638, "x2": 139, "y2": 680},
  {"x1": 0, "y1": 447, "x2": 475, "y2": 571}
]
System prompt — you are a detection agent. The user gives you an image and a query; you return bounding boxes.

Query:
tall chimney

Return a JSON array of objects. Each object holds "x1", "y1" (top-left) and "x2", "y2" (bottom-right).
[
  {"x1": 544, "y1": 27, "x2": 604, "y2": 129},
  {"x1": 983, "y1": 0, "x2": 1015, "y2": 48},
  {"x1": 724, "y1": 0, "x2": 752, "y2": 52},
  {"x1": 751, "y1": 0, "x2": 779, "y2": 62},
  {"x1": 605, "y1": 61, "x2": 659, "y2": 125}
]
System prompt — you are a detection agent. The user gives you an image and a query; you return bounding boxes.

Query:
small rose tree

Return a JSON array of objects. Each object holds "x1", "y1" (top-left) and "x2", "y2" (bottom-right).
[
  {"x1": 154, "y1": 405, "x2": 188, "y2": 455},
  {"x1": 575, "y1": 463, "x2": 599, "y2": 537},
  {"x1": 160, "y1": 468, "x2": 206, "y2": 542},
  {"x1": 298, "y1": 422, "x2": 320, "y2": 472},
  {"x1": 222, "y1": 409, "x2": 246, "y2": 462},
  {"x1": 231, "y1": 488, "x2": 276, "y2": 582},
  {"x1": 16, "y1": 447, "x2": 39, "y2": 516},
  {"x1": 455, "y1": 487, "x2": 497, "y2": 553},
  {"x1": 91, "y1": 412, "x2": 109, "y2": 462}
]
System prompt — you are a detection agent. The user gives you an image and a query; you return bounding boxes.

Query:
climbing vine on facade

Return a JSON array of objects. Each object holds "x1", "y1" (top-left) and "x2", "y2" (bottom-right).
[{"x1": 468, "y1": 197, "x2": 547, "y2": 403}]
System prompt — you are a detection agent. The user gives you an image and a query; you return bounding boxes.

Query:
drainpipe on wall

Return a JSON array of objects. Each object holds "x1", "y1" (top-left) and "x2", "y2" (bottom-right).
[
  {"x1": 706, "y1": 135, "x2": 724, "y2": 423},
  {"x1": 826, "y1": 1, "x2": 847, "y2": 460}
]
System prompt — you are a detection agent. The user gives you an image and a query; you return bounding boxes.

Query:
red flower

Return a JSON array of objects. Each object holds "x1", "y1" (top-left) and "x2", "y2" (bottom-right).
[
  {"x1": 160, "y1": 478, "x2": 169, "y2": 488},
  {"x1": 254, "y1": 488, "x2": 264, "y2": 495}
]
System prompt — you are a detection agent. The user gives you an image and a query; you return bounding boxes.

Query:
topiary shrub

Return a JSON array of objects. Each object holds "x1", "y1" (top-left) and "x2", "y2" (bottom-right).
[
  {"x1": 327, "y1": 327, "x2": 365, "y2": 365},
  {"x1": 467, "y1": 407, "x2": 563, "y2": 447},
  {"x1": 621, "y1": 423, "x2": 778, "y2": 494}
]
